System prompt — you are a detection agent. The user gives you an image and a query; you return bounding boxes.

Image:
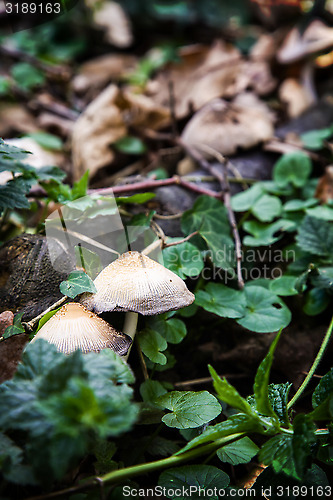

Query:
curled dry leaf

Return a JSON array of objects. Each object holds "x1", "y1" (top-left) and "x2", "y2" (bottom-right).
[
  {"x1": 279, "y1": 78, "x2": 314, "y2": 118},
  {"x1": 147, "y1": 41, "x2": 276, "y2": 119},
  {"x1": 181, "y1": 92, "x2": 274, "y2": 157},
  {"x1": 72, "y1": 84, "x2": 169, "y2": 180},
  {"x1": 88, "y1": 0, "x2": 133, "y2": 48},
  {"x1": 72, "y1": 54, "x2": 138, "y2": 95}
]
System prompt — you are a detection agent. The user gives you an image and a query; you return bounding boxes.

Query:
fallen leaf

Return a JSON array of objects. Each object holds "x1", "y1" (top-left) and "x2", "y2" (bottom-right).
[
  {"x1": 315, "y1": 166, "x2": 333, "y2": 203},
  {"x1": 147, "y1": 41, "x2": 275, "y2": 119},
  {"x1": 0, "y1": 103, "x2": 38, "y2": 137},
  {"x1": 0, "y1": 333, "x2": 29, "y2": 383},
  {"x1": 0, "y1": 310, "x2": 14, "y2": 336},
  {"x1": 181, "y1": 92, "x2": 274, "y2": 157},
  {"x1": 72, "y1": 54, "x2": 138, "y2": 96},
  {"x1": 279, "y1": 78, "x2": 314, "y2": 118},
  {"x1": 72, "y1": 84, "x2": 169, "y2": 180}
]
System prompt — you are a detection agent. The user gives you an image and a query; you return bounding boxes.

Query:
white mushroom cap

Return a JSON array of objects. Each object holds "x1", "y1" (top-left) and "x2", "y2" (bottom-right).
[
  {"x1": 31, "y1": 302, "x2": 131, "y2": 356},
  {"x1": 81, "y1": 251, "x2": 195, "y2": 315}
]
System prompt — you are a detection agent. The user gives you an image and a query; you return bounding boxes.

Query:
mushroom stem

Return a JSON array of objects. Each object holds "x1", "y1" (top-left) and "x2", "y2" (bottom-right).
[{"x1": 122, "y1": 311, "x2": 138, "y2": 361}]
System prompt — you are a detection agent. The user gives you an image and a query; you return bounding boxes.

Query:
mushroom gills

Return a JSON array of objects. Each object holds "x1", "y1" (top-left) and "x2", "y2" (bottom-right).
[{"x1": 31, "y1": 302, "x2": 131, "y2": 356}]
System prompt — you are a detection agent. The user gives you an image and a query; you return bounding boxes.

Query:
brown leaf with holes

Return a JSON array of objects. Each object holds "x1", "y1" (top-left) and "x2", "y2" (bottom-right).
[{"x1": 181, "y1": 92, "x2": 274, "y2": 157}]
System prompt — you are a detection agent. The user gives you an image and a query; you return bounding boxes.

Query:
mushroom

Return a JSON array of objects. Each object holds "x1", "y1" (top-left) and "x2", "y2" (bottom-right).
[
  {"x1": 277, "y1": 20, "x2": 333, "y2": 111},
  {"x1": 30, "y1": 302, "x2": 131, "y2": 356},
  {"x1": 80, "y1": 251, "x2": 195, "y2": 352}
]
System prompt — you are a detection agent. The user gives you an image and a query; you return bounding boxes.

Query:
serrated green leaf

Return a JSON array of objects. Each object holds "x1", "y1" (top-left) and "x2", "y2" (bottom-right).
[
  {"x1": 163, "y1": 241, "x2": 204, "y2": 279},
  {"x1": 267, "y1": 383, "x2": 292, "y2": 426},
  {"x1": 259, "y1": 434, "x2": 297, "y2": 477},
  {"x1": 253, "y1": 329, "x2": 283, "y2": 418},
  {"x1": 273, "y1": 152, "x2": 312, "y2": 188},
  {"x1": 60, "y1": 270, "x2": 97, "y2": 298},
  {"x1": 296, "y1": 216, "x2": 333, "y2": 258},
  {"x1": 292, "y1": 414, "x2": 316, "y2": 478},
  {"x1": 157, "y1": 390, "x2": 221, "y2": 429},
  {"x1": 196, "y1": 283, "x2": 246, "y2": 319},
  {"x1": 236, "y1": 286, "x2": 291, "y2": 333},
  {"x1": 138, "y1": 328, "x2": 167, "y2": 365},
  {"x1": 209, "y1": 365, "x2": 258, "y2": 418},
  {"x1": 0, "y1": 179, "x2": 31, "y2": 213},
  {"x1": 158, "y1": 465, "x2": 229, "y2": 499},
  {"x1": 217, "y1": 436, "x2": 259, "y2": 465}
]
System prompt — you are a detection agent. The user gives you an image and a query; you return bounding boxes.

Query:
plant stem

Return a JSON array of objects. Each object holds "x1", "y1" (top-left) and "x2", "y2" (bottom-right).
[
  {"x1": 287, "y1": 313, "x2": 333, "y2": 409},
  {"x1": 122, "y1": 311, "x2": 139, "y2": 361}
]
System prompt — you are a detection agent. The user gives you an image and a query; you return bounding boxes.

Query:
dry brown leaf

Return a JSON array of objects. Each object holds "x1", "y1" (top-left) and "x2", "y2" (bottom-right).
[
  {"x1": 0, "y1": 103, "x2": 38, "y2": 136},
  {"x1": 181, "y1": 93, "x2": 274, "y2": 157},
  {"x1": 315, "y1": 166, "x2": 333, "y2": 203},
  {"x1": 279, "y1": 78, "x2": 314, "y2": 118},
  {"x1": 90, "y1": 0, "x2": 133, "y2": 48},
  {"x1": 147, "y1": 41, "x2": 276, "y2": 119},
  {"x1": 72, "y1": 54, "x2": 138, "y2": 95},
  {"x1": 250, "y1": 33, "x2": 278, "y2": 60},
  {"x1": 71, "y1": 84, "x2": 169, "y2": 180},
  {"x1": 0, "y1": 333, "x2": 29, "y2": 383}
]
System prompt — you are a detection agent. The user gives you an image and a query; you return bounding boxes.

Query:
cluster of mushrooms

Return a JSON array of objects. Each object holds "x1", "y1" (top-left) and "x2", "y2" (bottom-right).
[{"x1": 31, "y1": 251, "x2": 195, "y2": 360}]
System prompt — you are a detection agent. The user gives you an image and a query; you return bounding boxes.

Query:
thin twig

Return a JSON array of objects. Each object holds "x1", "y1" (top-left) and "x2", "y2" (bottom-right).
[
  {"x1": 177, "y1": 139, "x2": 244, "y2": 289},
  {"x1": 168, "y1": 80, "x2": 178, "y2": 139},
  {"x1": 163, "y1": 231, "x2": 198, "y2": 248}
]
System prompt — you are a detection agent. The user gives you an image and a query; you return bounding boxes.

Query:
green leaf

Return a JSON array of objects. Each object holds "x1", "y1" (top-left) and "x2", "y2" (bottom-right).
[
  {"x1": 24, "y1": 132, "x2": 63, "y2": 151},
  {"x1": 303, "y1": 288, "x2": 330, "y2": 316},
  {"x1": 273, "y1": 152, "x2": 312, "y2": 188},
  {"x1": 138, "y1": 328, "x2": 167, "y2": 365},
  {"x1": 292, "y1": 414, "x2": 316, "y2": 478},
  {"x1": 231, "y1": 184, "x2": 265, "y2": 212},
  {"x1": 301, "y1": 126, "x2": 333, "y2": 150},
  {"x1": 181, "y1": 195, "x2": 234, "y2": 269},
  {"x1": 179, "y1": 414, "x2": 262, "y2": 454},
  {"x1": 267, "y1": 383, "x2": 292, "y2": 426},
  {"x1": 163, "y1": 241, "x2": 204, "y2": 279},
  {"x1": 236, "y1": 286, "x2": 291, "y2": 333},
  {"x1": 115, "y1": 193, "x2": 156, "y2": 204},
  {"x1": 157, "y1": 390, "x2": 221, "y2": 429},
  {"x1": 312, "y1": 368, "x2": 333, "y2": 409},
  {"x1": 114, "y1": 136, "x2": 147, "y2": 155},
  {"x1": 3, "y1": 312, "x2": 25, "y2": 339},
  {"x1": 163, "y1": 318, "x2": 187, "y2": 344},
  {"x1": 11, "y1": 62, "x2": 45, "y2": 90},
  {"x1": 243, "y1": 219, "x2": 294, "y2": 247},
  {"x1": 296, "y1": 216, "x2": 333, "y2": 258},
  {"x1": 253, "y1": 329, "x2": 283, "y2": 417},
  {"x1": 71, "y1": 171, "x2": 89, "y2": 200},
  {"x1": 217, "y1": 436, "x2": 259, "y2": 465},
  {"x1": 158, "y1": 465, "x2": 229, "y2": 500},
  {"x1": 283, "y1": 198, "x2": 317, "y2": 211},
  {"x1": 60, "y1": 270, "x2": 97, "y2": 298},
  {"x1": 0, "y1": 179, "x2": 31, "y2": 214},
  {"x1": 306, "y1": 205, "x2": 333, "y2": 221},
  {"x1": 35, "y1": 308, "x2": 61, "y2": 333},
  {"x1": 140, "y1": 380, "x2": 167, "y2": 406},
  {"x1": 252, "y1": 194, "x2": 282, "y2": 222},
  {"x1": 259, "y1": 434, "x2": 297, "y2": 477},
  {"x1": 269, "y1": 276, "x2": 298, "y2": 296},
  {"x1": 74, "y1": 246, "x2": 102, "y2": 279},
  {"x1": 195, "y1": 283, "x2": 246, "y2": 319},
  {"x1": 209, "y1": 365, "x2": 258, "y2": 418},
  {"x1": 311, "y1": 267, "x2": 333, "y2": 290}
]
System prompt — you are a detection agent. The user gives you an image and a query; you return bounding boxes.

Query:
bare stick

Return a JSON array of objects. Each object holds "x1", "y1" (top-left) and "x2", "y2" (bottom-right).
[
  {"x1": 178, "y1": 139, "x2": 244, "y2": 289},
  {"x1": 163, "y1": 231, "x2": 199, "y2": 248},
  {"x1": 24, "y1": 295, "x2": 68, "y2": 332}
]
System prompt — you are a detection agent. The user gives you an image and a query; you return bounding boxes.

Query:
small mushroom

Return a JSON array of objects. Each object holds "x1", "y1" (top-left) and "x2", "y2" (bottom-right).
[
  {"x1": 30, "y1": 302, "x2": 131, "y2": 356},
  {"x1": 81, "y1": 251, "x2": 195, "y2": 315},
  {"x1": 81, "y1": 251, "x2": 195, "y2": 354}
]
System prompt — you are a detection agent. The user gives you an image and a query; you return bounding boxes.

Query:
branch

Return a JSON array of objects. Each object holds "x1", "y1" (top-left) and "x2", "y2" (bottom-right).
[{"x1": 177, "y1": 139, "x2": 244, "y2": 289}]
